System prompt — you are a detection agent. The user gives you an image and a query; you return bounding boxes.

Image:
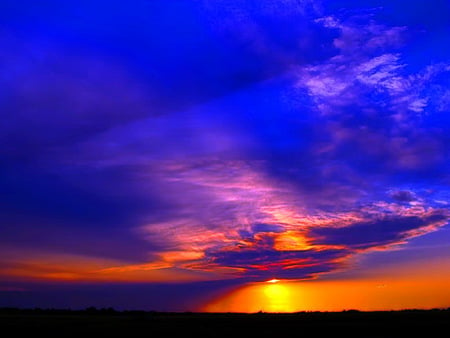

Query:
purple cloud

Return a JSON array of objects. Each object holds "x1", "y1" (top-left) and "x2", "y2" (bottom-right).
[
  {"x1": 389, "y1": 190, "x2": 417, "y2": 202},
  {"x1": 309, "y1": 211, "x2": 448, "y2": 250}
]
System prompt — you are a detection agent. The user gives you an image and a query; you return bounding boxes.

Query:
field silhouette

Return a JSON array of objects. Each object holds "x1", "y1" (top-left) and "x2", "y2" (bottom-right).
[{"x1": 1, "y1": 308, "x2": 449, "y2": 337}]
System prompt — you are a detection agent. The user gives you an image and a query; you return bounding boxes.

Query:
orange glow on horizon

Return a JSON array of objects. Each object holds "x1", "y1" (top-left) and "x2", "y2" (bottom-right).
[
  {"x1": 203, "y1": 277, "x2": 450, "y2": 312},
  {"x1": 203, "y1": 259, "x2": 450, "y2": 312},
  {"x1": 0, "y1": 249, "x2": 219, "y2": 283}
]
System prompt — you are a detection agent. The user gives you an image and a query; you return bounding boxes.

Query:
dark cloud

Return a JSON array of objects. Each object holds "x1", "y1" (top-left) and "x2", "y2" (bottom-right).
[
  {"x1": 210, "y1": 245, "x2": 349, "y2": 280},
  {"x1": 251, "y1": 223, "x2": 285, "y2": 233},
  {"x1": 389, "y1": 190, "x2": 417, "y2": 202},
  {"x1": 309, "y1": 212, "x2": 448, "y2": 250}
]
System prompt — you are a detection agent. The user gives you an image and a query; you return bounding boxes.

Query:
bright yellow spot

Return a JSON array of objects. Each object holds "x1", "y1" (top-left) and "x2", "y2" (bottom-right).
[
  {"x1": 204, "y1": 281, "x2": 298, "y2": 313},
  {"x1": 262, "y1": 283, "x2": 291, "y2": 312}
]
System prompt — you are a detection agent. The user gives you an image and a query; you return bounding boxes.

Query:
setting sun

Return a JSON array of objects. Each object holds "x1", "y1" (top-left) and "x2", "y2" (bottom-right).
[
  {"x1": 203, "y1": 260, "x2": 450, "y2": 313},
  {"x1": 266, "y1": 279, "x2": 280, "y2": 283}
]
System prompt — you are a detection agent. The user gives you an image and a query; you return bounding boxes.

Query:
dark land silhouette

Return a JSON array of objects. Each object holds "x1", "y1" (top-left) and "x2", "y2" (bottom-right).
[{"x1": 1, "y1": 307, "x2": 450, "y2": 337}]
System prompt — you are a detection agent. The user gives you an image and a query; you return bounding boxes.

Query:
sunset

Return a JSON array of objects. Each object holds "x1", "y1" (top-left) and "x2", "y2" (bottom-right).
[{"x1": 1, "y1": 1, "x2": 450, "y2": 328}]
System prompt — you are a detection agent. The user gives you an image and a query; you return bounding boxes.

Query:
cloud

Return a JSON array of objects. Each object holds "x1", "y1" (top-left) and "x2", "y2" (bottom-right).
[
  {"x1": 309, "y1": 211, "x2": 448, "y2": 250},
  {"x1": 130, "y1": 156, "x2": 450, "y2": 281},
  {"x1": 0, "y1": 34, "x2": 153, "y2": 154},
  {"x1": 389, "y1": 190, "x2": 417, "y2": 202},
  {"x1": 293, "y1": 13, "x2": 450, "y2": 176},
  {"x1": 201, "y1": 0, "x2": 335, "y2": 70},
  {"x1": 297, "y1": 14, "x2": 450, "y2": 123}
]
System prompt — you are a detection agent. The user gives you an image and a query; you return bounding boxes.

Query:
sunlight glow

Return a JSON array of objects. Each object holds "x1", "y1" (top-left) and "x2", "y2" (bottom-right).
[
  {"x1": 266, "y1": 279, "x2": 280, "y2": 283},
  {"x1": 263, "y1": 283, "x2": 291, "y2": 312},
  {"x1": 204, "y1": 281, "x2": 301, "y2": 313},
  {"x1": 203, "y1": 265, "x2": 450, "y2": 313}
]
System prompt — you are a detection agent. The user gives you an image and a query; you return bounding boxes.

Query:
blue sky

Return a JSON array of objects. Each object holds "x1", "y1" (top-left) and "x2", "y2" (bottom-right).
[{"x1": 1, "y1": 0, "x2": 450, "y2": 310}]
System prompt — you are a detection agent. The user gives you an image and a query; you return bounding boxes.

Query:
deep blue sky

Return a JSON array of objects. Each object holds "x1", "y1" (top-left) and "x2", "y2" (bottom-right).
[{"x1": 1, "y1": 0, "x2": 450, "y2": 310}]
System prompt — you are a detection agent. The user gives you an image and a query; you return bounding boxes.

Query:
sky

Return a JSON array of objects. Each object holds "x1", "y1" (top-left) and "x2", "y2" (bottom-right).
[{"x1": 1, "y1": 0, "x2": 450, "y2": 312}]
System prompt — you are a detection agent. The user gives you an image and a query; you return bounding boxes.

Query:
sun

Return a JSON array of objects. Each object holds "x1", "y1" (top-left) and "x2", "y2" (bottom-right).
[
  {"x1": 262, "y1": 280, "x2": 291, "y2": 312},
  {"x1": 266, "y1": 279, "x2": 281, "y2": 283}
]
